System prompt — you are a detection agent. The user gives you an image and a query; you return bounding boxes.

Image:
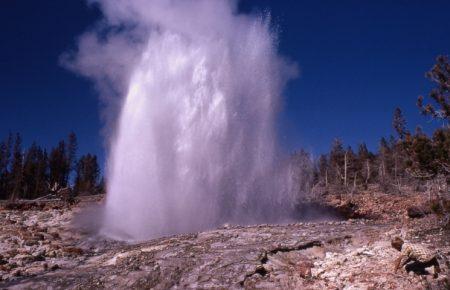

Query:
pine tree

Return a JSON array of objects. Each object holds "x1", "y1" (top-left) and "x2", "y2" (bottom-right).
[
  {"x1": 407, "y1": 127, "x2": 435, "y2": 178},
  {"x1": 0, "y1": 134, "x2": 13, "y2": 199},
  {"x1": 97, "y1": 177, "x2": 106, "y2": 195},
  {"x1": 317, "y1": 154, "x2": 329, "y2": 187},
  {"x1": 23, "y1": 143, "x2": 38, "y2": 199},
  {"x1": 0, "y1": 141, "x2": 8, "y2": 199},
  {"x1": 290, "y1": 150, "x2": 314, "y2": 198},
  {"x1": 432, "y1": 128, "x2": 450, "y2": 175},
  {"x1": 49, "y1": 140, "x2": 70, "y2": 188},
  {"x1": 10, "y1": 133, "x2": 23, "y2": 200},
  {"x1": 392, "y1": 107, "x2": 408, "y2": 140},
  {"x1": 390, "y1": 138, "x2": 407, "y2": 192},
  {"x1": 378, "y1": 137, "x2": 394, "y2": 191},
  {"x1": 0, "y1": 132, "x2": 102, "y2": 200},
  {"x1": 67, "y1": 132, "x2": 78, "y2": 179},
  {"x1": 357, "y1": 143, "x2": 373, "y2": 188},
  {"x1": 74, "y1": 154, "x2": 100, "y2": 195},
  {"x1": 22, "y1": 143, "x2": 48, "y2": 199},
  {"x1": 329, "y1": 139, "x2": 345, "y2": 186},
  {"x1": 345, "y1": 146, "x2": 358, "y2": 193},
  {"x1": 417, "y1": 55, "x2": 449, "y2": 126},
  {"x1": 35, "y1": 149, "x2": 49, "y2": 197}
]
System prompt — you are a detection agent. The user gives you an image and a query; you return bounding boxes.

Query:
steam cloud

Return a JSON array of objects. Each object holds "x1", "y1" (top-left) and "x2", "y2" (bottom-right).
[{"x1": 65, "y1": 0, "x2": 298, "y2": 241}]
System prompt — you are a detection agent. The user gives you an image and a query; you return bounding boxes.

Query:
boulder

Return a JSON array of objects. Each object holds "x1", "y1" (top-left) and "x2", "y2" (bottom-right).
[{"x1": 407, "y1": 206, "x2": 426, "y2": 218}]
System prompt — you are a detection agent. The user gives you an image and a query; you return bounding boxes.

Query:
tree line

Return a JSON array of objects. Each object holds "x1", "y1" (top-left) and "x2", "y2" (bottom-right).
[
  {"x1": 0, "y1": 132, "x2": 103, "y2": 200},
  {"x1": 291, "y1": 55, "x2": 449, "y2": 199},
  {"x1": 1, "y1": 56, "x2": 447, "y2": 202}
]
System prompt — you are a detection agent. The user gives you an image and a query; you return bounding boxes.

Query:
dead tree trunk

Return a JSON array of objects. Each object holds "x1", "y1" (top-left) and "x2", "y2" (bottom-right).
[
  {"x1": 344, "y1": 151, "x2": 348, "y2": 188},
  {"x1": 394, "y1": 155, "x2": 401, "y2": 193},
  {"x1": 427, "y1": 180, "x2": 432, "y2": 202},
  {"x1": 351, "y1": 173, "x2": 357, "y2": 199},
  {"x1": 365, "y1": 160, "x2": 370, "y2": 186}
]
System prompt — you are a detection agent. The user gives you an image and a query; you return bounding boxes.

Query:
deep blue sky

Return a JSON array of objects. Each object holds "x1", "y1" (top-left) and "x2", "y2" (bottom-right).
[{"x1": 1, "y1": 0, "x2": 449, "y2": 165}]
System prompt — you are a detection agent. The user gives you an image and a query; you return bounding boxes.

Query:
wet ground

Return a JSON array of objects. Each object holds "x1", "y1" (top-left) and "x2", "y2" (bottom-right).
[{"x1": 0, "y1": 195, "x2": 449, "y2": 289}]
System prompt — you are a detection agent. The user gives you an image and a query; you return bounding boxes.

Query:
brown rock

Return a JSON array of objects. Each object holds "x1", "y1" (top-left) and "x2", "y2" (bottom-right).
[
  {"x1": 63, "y1": 247, "x2": 84, "y2": 256},
  {"x1": 297, "y1": 261, "x2": 313, "y2": 278},
  {"x1": 25, "y1": 265, "x2": 45, "y2": 276},
  {"x1": 11, "y1": 269, "x2": 21, "y2": 277},
  {"x1": 407, "y1": 206, "x2": 426, "y2": 218}
]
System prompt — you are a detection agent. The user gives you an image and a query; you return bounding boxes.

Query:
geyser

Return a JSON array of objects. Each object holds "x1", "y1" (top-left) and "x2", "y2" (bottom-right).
[{"x1": 67, "y1": 0, "x2": 297, "y2": 240}]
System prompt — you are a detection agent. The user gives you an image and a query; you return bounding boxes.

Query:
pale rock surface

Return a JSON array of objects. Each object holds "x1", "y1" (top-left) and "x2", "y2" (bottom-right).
[{"x1": 0, "y1": 200, "x2": 449, "y2": 289}]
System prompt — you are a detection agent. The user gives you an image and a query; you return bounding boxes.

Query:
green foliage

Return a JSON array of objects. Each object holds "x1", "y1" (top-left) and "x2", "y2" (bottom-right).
[
  {"x1": 0, "y1": 133, "x2": 13, "y2": 199},
  {"x1": 74, "y1": 154, "x2": 101, "y2": 195},
  {"x1": 329, "y1": 138, "x2": 345, "y2": 184},
  {"x1": 428, "y1": 198, "x2": 450, "y2": 216},
  {"x1": 22, "y1": 143, "x2": 48, "y2": 199},
  {"x1": 67, "y1": 132, "x2": 78, "y2": 172},
  {"x1": 432, "y1": 128, "x2": 450, "y2": 174},
  {"x1": 392, "y1": 107, "x2": 408, "y2": 140},
  {"x1": 306, "y1": 56, "x2": 449, "y2": 194},
  {"x1": 0, "y1": 132, "x2": 102, "y2": 200},
  {"x1": 417, "y1": 55, "x2": 449, "y2": 125},
  {"x1": 10, "y1": 133, "x2": 23, "y2": 201},
  {"x1": 49, "y1": 140, "x2": 69, "y2": 187}
]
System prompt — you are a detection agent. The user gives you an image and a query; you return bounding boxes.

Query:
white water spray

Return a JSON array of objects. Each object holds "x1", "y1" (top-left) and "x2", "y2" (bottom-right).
[{"x1": 67, "y1": 0, "x2": 297, "y2": 240}]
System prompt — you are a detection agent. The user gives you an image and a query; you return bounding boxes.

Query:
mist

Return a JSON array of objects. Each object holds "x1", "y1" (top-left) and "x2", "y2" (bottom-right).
[{"x1": 65, "y1": 0, "x2": 299, "y2": 241}]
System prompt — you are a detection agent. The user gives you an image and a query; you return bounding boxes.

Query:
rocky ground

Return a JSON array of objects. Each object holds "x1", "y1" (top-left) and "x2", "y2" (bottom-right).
[{"x1": 0, "y1": 192, "x2": 449, "y2": 289}]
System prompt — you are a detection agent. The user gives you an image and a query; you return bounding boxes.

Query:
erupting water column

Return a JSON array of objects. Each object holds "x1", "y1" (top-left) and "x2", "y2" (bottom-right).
[{"x1": 70, "y1": 0, "x2": 296, "y2": 240}]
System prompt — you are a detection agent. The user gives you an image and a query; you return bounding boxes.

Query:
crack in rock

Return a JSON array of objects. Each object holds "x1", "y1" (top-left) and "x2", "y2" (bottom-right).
[
  {"x1": 267, "y1": 240, "x2": 323, "y2": 255},
  {"x1": 239, "y1": 240, "x2": 323, "y2": 287},
  {"x1": 239, "y1": 265, "x2": 268, "y2": 286}
]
